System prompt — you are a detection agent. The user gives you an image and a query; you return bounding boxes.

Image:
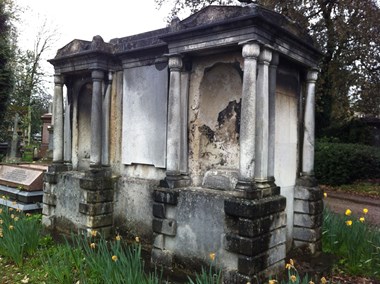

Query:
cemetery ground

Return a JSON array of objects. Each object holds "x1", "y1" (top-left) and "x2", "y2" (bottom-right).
[{"x1": 0, "y1": 183, "x2": 379, "y2": 284}]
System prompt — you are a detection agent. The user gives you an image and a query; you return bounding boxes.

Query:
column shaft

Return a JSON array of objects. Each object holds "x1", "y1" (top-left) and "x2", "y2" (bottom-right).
[
  {"x1": 90, "y1": 70, "x2": 104, "y2": 167},
  {"x1": 63, "y1": 89, "x2": 72, "y2": 163},
  {"x1": 302, "y1": 69, "x2": 318, "y2": 175},
  {"x1": 237, "y1": 42, "x2": 260, "y2": 192},
  {"x1": 53, "y1": 75, "x2": 64, "y2": 163},
  {"x1": 268, "y1": 52, "x2": 279, "y2": 180},
  {"x1": 102, "y1": 72, "x2": 112, "y2": 166},
  {"x1": 255, "y1": 48, "x2": 272, "y2": 182}
]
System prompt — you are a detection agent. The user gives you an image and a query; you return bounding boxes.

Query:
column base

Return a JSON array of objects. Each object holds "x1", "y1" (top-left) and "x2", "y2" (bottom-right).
[
  {"x1": 255, "y1": 177, "x2": 280, "y2": 198},
  {"x1": 235, "y1": 180, "x2": 260, "y2": 199}
]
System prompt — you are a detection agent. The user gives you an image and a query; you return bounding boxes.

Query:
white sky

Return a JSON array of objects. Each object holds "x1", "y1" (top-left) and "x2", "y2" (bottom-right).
[{"x1": 14, "y1": 0, "x2": 174, "y2": 91}]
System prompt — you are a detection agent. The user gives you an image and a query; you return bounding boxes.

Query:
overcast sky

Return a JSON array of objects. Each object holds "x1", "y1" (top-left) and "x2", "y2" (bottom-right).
[{"x1": 15, "y1": 0, "x2": 174, "y2": 90}]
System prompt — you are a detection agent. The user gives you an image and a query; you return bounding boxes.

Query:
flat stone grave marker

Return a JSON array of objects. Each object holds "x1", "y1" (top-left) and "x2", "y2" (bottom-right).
[{"x1": 0, "y1": 164, "x2": 47, "y2": 191}]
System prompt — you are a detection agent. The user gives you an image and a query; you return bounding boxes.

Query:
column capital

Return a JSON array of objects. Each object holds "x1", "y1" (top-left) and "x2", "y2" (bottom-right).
[
  {"x1": 258, "y1": 47, "x2": 272, "y2": 64},
  {"x1": 270, "y1": 52, "x2": 279, "y2": 67},
  {"x1": 54, "y1": 74, "x2": 64, "y2": 85},
  {"x1": 91, "y1": 70, "x2": 105, "y2": 81},
  {"x1": 241, "y1": 41, "x2": 260, "y2": 59},
  {"x1": 167, "y1": 54, "x2": 183, "y2": 70},
  {"x1": 306, "y1": 68, "x2": 319, "y2": 83}
]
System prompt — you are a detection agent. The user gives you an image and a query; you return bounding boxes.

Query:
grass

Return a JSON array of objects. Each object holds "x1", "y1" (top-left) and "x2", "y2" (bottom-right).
[{"x1": 321, "y1": 181, "x2": 380, "y2": 197}]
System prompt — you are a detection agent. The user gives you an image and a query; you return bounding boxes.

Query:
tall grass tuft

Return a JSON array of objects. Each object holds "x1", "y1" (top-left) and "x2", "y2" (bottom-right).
[
  {"x1": 0, "y1": 206, "x2": 42, "y2": 266},
  {"x1": 322, "y1": 207, "x2": 380, "y2": 278}
]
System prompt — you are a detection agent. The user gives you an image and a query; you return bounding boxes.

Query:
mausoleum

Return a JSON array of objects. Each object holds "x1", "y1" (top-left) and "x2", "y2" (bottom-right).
[{"x1": 44, "y1": 4, "x2": 323, "y2": 282}]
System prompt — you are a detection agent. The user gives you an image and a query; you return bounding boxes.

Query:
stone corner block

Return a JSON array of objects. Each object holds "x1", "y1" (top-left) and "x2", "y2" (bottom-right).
[
  {"x1": 79, "y1": 202, "x2": 113, "y2": 216},
  {"x1": 293, "y1": 226, "x2": 322, "y2": 243},
  {"x1": 80, "y1": 177, "x2": 114, "y2": 191},
  {"x1": 43, "y1": 193, "x2": 57, "y2": 206},
  {"x1": 152, "y1": 218, "x2": 177, "y2": 236},
  {"x1": 153, "y1": 189, "x2": 179, "y2": 205},
  {"x1": 153, "y1": 203, "x2": 166, "y2": 218},
  {"x1": 294, "y1": 185, "x2": 323, "y2": 201},
  {"x1": 44, "y1": 173, "x2": 57, "y2": 184}
]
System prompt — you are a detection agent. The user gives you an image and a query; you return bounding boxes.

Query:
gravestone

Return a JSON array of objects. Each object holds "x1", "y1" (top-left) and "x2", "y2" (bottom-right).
[
  {"x1": 0, "y1": 164, "x2": 46, "y2": 191},
  {"x1": 0, "y1": 164, "x2": 47, "y2": 212}
]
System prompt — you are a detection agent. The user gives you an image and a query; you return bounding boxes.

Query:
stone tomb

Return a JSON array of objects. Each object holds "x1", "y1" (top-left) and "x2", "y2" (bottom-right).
[
  {"x1": 0, "y1": 164, "x2": 47, "y2": 211},
  {"x1": 45, "y1": 4, "x2": 323, "y2": 282}
]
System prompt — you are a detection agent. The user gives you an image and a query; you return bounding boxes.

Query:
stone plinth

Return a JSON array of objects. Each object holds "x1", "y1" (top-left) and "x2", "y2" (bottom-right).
[
  {"x1": 224, "y1": 195, "x2": 287, "y2": 282},
  {"x1": 293, "y1": 176, "x2": 323, "y2": 254}
]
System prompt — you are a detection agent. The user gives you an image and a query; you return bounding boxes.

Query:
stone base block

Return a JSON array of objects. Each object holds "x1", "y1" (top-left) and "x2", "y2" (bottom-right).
[
  {"x1": 293, "y1": 226, "x2": 322, "y2": 243},
  {"x1": 294, "y1": 212, "x2": 323, "y2": 228}
]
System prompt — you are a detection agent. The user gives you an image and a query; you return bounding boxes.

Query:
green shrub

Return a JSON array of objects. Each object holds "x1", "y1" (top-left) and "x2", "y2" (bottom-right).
[{"x1": 315, "y1": 142, "x2": 380, "y2": 185}]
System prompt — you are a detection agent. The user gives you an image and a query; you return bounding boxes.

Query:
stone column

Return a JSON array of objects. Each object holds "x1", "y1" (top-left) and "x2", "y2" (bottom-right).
[
  {"x1": 255, "y1": 47, "x2": 272, "y2": 189},
  {"x1": 268, "y1": 52, "x2": 279, "y2": 183},
  {"x1": 53, "y1": 74, "x2": 64, "y2": 164},
  {"x1": 294, "y1": 67, "x2": 322, "y2": 255},
  {"x1": 162, "y1": 54, "x2": 190, "y2": 188},
  {"x1": 90, "y1": 70, "x2": 104, "y2": 168},
  {"x1": 302, "y1": 68, "x2": 318, "y2": 177},
  {"x1": 236, "y1": 41, "x2": 260, "y2": 198},
  {"x1": 102, "y1": 72, "x2": 113, "y2": 166}
]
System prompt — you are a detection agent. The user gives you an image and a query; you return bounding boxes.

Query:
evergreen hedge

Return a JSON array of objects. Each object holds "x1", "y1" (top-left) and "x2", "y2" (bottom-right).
[{"x1": 315, "y1": 142, "x2": 380, "y2": 185}]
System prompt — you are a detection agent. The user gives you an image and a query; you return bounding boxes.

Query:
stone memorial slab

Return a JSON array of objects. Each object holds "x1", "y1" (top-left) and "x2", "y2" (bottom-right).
[{"x1": 0, "y1": 164, "x2": 47, "y2": 191}]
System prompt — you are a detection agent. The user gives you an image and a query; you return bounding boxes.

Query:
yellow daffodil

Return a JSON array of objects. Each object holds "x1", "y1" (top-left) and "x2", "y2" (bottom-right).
[
  {"x1": 90, "y1": 243, "x2": 96, "y2": 249},
  {"x1": 0, "y1": 232, "x2": 3, "y2": 238},
  {"x1": 323, "y1": 192, "x2": 327, "y2": 198},
  {"x1": 9, "y1": 225, "x2": 14, "y2": 230},
  {"x1": 363, "y1": 208, "x2": 368, "y2": 215},
  {"x1": 345, "y1": 209, "x2": 351, "y2": 216},
  {"x1": 0, "y1": 208, "x2": 2, "y2": 214},
  {"x1": 11, "y1": 214, "x2": 15, "y2": 219},
  {"x1": 115, "y1": 234, "x2": 121, "y2": 241},
  {"x1": 112, "y1": 255, "x2": 118, "y2": 262},
  {"x1": 289, "y1": 259, "x2": 294, "y2": 266},
  {"x1": 268, "y1": 280, "x2": 278, "y2": 284},
  {"x1": 0, "y1": 219, "x2": 3, "y2": 224},
  {"x1": 26, "y1": 213, "x2": 31, "y2": 217},
  {"x1": 359, "y1": 217, "x2": 365, "y2": 223},
  {"x1": 309, "y1": 281, "x2": 315, "y2": 284},
  {"x1": 135, "y1": 236, "x2": 140, "y2": 243},
  {"x1": 320, "y1": 277, "x2": 327, "y2": 284},
  {"x1": 14, "y1": 217, "x2": 19, "y2": 221},
  {"x1": 345, "y1": 220, "x2": 352, "y2": 226},
  {"x1": 12, "y1": 201, "x2": 17, "y2": 205},
  {"x1": 9, "y1": 208, "x2": 13, "y2": 211},
  {"x1": 90, "y1": 230, "x2": 97, "y2": 237},
  {"x1": 16, "y1": 208, "x2": 21, "y2": 212},
  {"x1": 209, "y1": 252, "x2": 216, "y2": 261},
  {"x1": 290, "y1": 275, "x2": 297, "y2": 283}
]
